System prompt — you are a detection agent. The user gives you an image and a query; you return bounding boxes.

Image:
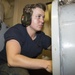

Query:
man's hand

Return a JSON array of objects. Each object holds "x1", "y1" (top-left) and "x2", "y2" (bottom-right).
[{"x1": 46, "y1": 60, "x2": 52, "y2": 72}]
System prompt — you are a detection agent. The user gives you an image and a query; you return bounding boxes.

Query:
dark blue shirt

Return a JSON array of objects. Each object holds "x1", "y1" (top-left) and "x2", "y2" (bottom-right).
[{"x1": 0, "y1": 24, "x2": 51, "y2": 64}]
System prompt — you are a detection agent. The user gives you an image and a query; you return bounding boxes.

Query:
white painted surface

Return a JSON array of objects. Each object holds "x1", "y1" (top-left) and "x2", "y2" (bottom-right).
[{"x1": 52, "y1": 0, "x2": 75, "y2": 75}]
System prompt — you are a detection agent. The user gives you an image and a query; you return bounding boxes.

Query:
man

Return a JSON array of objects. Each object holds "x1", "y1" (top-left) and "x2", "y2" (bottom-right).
[{"x1": 0, "y1": 3, "x2": 52, "y2": 75}]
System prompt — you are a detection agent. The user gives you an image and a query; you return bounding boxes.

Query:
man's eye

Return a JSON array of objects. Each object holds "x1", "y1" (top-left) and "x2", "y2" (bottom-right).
[
  {"x1": 36, "y1": 15, "x2": 40, "y2": 18},
  {"x1": 36, "y1": 15, "x2": 45, "y2": 19}
]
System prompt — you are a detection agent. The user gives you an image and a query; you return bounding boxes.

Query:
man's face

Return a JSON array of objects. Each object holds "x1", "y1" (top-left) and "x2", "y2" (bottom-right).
[{"x1": 30, "y1": 7, "x2": 45, "y2": 31}]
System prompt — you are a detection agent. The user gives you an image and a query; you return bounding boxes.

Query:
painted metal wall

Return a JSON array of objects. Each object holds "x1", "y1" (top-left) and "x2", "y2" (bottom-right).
[
  {"x1": 59, "y1": 2, "x2": 75, "y2": 75},
  {"x1": 52, "y1": 0, "x2": 75, "y2": 75}
]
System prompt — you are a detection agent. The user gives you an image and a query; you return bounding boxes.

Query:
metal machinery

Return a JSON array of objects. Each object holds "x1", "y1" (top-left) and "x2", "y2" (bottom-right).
[{"x1": 51, "y1": 0, "x2": 75, "y2": 75}]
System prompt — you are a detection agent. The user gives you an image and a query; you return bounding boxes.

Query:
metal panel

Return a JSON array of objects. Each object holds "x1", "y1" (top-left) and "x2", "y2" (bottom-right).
[
  {"x1": 51, "y1": 0, "x2": 61, "y2": 75},
  {"x1": 52, "y1": 0, "x2": 75, "y2": 75},
  {"x1": 59, "y1": 3, "x2": 75, "y2": 75}
]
